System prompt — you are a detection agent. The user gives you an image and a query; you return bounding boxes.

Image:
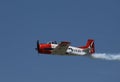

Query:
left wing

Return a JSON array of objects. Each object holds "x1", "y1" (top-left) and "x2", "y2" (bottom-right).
[{"x1": 52, "y1": 41, "x2": 70, "y2": 55}]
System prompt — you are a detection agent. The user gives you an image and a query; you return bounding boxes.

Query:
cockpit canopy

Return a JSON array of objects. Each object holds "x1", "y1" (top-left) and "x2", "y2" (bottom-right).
[{"x1": 47, "y1": 41, "x2": 57, "y2": 44}]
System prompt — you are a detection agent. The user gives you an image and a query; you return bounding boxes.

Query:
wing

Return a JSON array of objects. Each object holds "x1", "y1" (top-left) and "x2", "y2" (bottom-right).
[{"x1": 52, "y1": 41, "x2": 70, "y2": 55}]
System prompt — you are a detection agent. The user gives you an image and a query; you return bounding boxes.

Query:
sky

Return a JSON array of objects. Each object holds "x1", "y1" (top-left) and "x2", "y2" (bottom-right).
[{"x1": 0, "y1": 0, "x2": 120, "y2": 82}]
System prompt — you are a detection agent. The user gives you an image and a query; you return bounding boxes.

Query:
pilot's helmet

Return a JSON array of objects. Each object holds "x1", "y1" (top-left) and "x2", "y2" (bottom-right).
[{"x1": 54, "y1": 41, "x2": 57, "y2": 44}]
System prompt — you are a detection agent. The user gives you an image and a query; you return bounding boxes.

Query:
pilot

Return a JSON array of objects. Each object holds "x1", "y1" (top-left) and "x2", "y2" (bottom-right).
[
  {"x1": 48, "y1": 41, "x2": 57, "y2": 44},
  {"x1": 54, "y1": 41, "x2": 57, "y2": 44},
  {"x1": 51, "y1": 41, "x2": 57, "y2": 44}
]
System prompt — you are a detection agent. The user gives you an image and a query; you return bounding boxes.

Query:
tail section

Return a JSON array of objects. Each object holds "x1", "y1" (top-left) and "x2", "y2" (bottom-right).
[
  {"x1": 86, "y1": 39, "x2": 95, "y2": 54},
  {"x1": 80, "y1": 39, "x2": 95, "y2": 54}
]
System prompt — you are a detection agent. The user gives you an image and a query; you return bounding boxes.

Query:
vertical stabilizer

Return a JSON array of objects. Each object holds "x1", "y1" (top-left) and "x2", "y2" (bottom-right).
[
  {"x1": 80, "y1": 39, "x2": 95, "y2": 54},
  {"x1": 86, "y1": 39, "x2": 95, "y2": 54}
]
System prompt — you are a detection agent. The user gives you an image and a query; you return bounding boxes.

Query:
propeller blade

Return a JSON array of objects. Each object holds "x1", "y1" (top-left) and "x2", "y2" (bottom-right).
[{"x1": 36, "y1": 40, "x2": 40, "y2": 53}]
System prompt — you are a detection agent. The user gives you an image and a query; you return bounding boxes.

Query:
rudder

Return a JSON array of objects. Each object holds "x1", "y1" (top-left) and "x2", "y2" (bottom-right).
[
  {"x1": 80, "y1": 39, "x2": 95, "y2": 54},
  {"x1": 86, "y1": 39, "x2": 95, "y2": 54}
]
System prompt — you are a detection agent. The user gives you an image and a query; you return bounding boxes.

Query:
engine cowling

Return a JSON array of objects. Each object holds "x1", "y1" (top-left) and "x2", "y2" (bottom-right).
[{"x1": 39, "y1": 44, "x2": 52, "y2": 54}]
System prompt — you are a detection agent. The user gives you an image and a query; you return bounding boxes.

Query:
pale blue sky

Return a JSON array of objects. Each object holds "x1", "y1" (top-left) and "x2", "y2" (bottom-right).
[{"x1": 0, "y1": 0, "x2": 120, "y2": 82}]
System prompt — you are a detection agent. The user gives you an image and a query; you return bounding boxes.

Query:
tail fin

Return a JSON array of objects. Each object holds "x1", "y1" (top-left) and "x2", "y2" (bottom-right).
[
  {"x1": 86, "y1": 39, "x2": 95, "y2": 54},
  {"x1": 80, "y1": 39, "x2": 95, "y2": 54}
]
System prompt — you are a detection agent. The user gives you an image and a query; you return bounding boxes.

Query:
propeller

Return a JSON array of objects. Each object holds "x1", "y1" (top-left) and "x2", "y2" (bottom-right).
[{"x1": 35, "y1": 40, "x2": 40, "y2": 53}]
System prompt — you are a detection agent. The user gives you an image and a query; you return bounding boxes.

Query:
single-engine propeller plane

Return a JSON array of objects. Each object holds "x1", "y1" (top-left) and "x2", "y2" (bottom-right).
[{"x1": 35, "y1": 39, "x2": 95, "y2": 56}]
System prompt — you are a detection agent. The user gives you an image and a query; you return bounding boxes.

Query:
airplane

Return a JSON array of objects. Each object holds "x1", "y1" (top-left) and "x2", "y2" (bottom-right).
[{"x1": 35, "y1": 39, "x2": 95, "y2": 56}]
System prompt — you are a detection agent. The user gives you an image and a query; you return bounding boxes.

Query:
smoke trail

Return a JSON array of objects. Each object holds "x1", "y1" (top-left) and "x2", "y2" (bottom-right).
[{"x1": 91, "y1": 53, "x2": 120, "y2": 61}]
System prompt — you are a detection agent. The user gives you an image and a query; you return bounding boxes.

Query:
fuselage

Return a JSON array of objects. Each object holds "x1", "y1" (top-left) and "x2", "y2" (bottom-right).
[{"x1": 51, "y1": 44, "x2": 87, "y2": 56}]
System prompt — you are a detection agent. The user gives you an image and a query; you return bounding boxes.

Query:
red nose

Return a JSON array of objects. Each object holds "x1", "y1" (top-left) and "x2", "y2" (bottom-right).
[{"x1": 39, "y1": 44, "x2": 52, "y2": 54}]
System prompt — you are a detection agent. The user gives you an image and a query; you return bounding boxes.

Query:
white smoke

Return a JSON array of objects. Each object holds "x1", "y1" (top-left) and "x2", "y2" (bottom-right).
[{"x1": 91, "y1": 53, "x2": 120, "y2": 61}]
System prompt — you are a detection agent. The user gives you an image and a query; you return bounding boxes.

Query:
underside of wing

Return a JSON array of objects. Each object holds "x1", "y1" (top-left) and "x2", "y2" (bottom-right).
[{"x1": 52, "y1": 41, "x2": 70, "y2": 55}]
